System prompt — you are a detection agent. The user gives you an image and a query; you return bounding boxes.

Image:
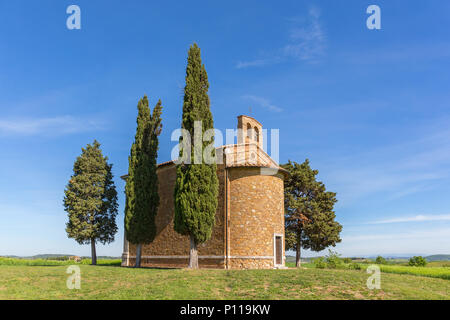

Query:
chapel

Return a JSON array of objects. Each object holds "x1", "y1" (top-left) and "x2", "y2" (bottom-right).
[{"x1": 121, "y1": 115, "x2": 287, "y2": 269}]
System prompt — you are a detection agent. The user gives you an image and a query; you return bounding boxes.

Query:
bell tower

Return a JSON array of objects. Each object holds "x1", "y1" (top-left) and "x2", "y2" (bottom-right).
[{"x1": 237, "y1": 115, "x2": 263, "y2": 149}]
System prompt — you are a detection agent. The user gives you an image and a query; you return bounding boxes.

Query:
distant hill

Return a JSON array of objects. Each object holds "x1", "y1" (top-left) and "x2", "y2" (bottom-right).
[
  {"x1": 25, "y1": 254, "x2": 74, "y2": 259},
  {"x1": 371, "y1": 255, "x2": 450, "y2": 261},
  {"x1": 285, "y1": 255, "x2": 312, "y2": 263},
  {"x1": 425, "y1": 255, "x2": 450, "y2": 261},
  {"x1": 286, "y1": 254, "x2": 450, "y2": 262}
]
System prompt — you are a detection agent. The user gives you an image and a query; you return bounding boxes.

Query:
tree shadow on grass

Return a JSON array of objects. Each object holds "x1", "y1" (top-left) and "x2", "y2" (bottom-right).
[
  {"x1": 87, "y1": 263, "x2": 178, "y2": 270},
  {"x1": 121, "y1": 266, "x2": 180, "y2": 270},
  {"x1": 90, "y1": 264, "x2": 122, "y2": 268}
]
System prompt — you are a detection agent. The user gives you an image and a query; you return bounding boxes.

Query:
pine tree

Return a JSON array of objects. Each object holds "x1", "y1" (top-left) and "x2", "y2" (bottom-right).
[
  {"x1": 124, "y1": 95, "x2": 163, "y2": 268},
  {"x1": 64, "y1": 141, "x2": 118, "y2": 265},
  {"x1": 174, "y1": 43, "x2": 219, "y2": 269},
  {"x1": 282, "y1": 160, "x2": 342, "y2": 267}
]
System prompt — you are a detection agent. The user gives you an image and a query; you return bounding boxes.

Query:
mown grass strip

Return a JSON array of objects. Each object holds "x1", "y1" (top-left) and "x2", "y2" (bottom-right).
[
  {"x1": 0, "y1": 257, "x2": 121, "y2": 267},
  {"x1": 376, "y1": 265, "x2": 450, "y2": 280}
]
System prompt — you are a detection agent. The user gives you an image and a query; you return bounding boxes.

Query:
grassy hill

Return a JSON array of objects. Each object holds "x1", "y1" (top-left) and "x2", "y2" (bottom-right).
[{"x1": 0, "y1": 263, "x2": 448, "y2": 300}]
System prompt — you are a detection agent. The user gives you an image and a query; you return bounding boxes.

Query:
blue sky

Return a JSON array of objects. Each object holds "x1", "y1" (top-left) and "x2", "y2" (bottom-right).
[{"x1": 1, "y1": 0, "x2": 449, "y2": 257}]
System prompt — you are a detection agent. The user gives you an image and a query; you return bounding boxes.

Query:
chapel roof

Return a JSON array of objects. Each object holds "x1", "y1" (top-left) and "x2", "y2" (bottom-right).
[{"x1": 121, "y1": 116, "x2": 288, "y2": 180}]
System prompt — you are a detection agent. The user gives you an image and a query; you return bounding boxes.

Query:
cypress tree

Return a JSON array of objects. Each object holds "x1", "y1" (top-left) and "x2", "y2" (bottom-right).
[
  {"x1": 174, "y1": 43, "x2": 219, "y2": 269},
  {"x1": 282, "y1": 160, "x2": 342, "y2": 267},
  {"x1": 124, "y1": 96, "x2": 163, "y2": 268},
  {"x1": 64, "y1": 141, "x2": 119, "y2": 265}
]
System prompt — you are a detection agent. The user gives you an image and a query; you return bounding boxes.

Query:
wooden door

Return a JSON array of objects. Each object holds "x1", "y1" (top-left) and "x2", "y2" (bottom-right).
[{"x1": 275, "y1": 236, "x2": 282, "y2": 265}]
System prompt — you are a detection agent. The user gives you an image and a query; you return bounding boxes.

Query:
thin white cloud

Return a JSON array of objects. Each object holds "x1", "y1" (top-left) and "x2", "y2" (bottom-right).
[
  {"x1": 371, "y1": 214, "x2": 450, "y2": 224},
  {"x1": 236, "y1": 59, "x2": 274, "y2": 69},
  {"x1": 328, "y1": 168, "x2": 445, "y2": 206},
  {"x1": 242, "y1": 95, "x2": 283, "y2": 112},
  {"x1": 293, "y1": 227, "x2": 450, "y2": 257},
  {"x1": 321, "y1": 119, "x2": 450, "y2": 206},
  {"x1": 337, "y1": 228, "x2": 450, "y2": 256},
  {"x1": 283, "y1": 6, "x2": 326, "y2": 62},
  {"x1": 340, "y1": 42, "x2": 450, "y2": 65},
  {"x1": 236, "y1": 6, "x2": 326, "y2": 69},
  {"x1": 0, "y1": 116, "x2": 104, "y2": 136},
  {"x1": 343, "y1": 228, "x2": 450, "y2": 242}
]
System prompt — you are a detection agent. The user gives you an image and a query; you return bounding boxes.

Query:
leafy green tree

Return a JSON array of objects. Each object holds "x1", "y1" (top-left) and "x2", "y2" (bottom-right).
[
  {"x1": 375, "y1": 256, "x2": 387, "y2": 265},
  {"x1": 325, "y1": 249, "x2": 343, "y2": 269},
  {"x1": 282, "y1": 160, "x2": 342, "y2": 268},
  {"x1": 312, "y1": 257, "x2": 326, "y2": 269},
  {"x1": 349, "y1": 262, "x2": 362, "y2": 270},
  {"x1": 174, "y1": 43, "x2": 219, "y2": 269},
  {"x1": 124, "y1": 96, "x2": 163, "y2": 268},
  {"x1": 409, "y1": 256, "x2": 427, "y2": 267},
  {"x1": 64, "y1": 141, "x2": 118, "y2": 265},
  {"x1": 342, "y1": 257, "x2": 352, "y2": 264}
]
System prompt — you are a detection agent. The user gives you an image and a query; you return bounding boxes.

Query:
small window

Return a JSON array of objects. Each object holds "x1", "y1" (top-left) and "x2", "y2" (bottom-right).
[{"x1": 246, "y1": 123, "x2": 252, "y2": 140}]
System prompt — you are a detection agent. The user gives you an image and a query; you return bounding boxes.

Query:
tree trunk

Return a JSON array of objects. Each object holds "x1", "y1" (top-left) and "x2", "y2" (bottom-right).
[
  {"x1": 91, "y1": 239, "x2": 97, "y2": 265},
  {"x1": 135, "y1": 243, "x2": 142, "y2": 268},
  {"x1": 188, "y1": 234, "x2": 199, "y2": 269},
  {"x1": 296, "y1": 239, "x2": 301, "y2": 268}
]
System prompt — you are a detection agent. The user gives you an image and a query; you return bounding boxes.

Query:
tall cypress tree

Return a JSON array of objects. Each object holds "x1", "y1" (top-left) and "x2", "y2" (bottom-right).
[
  {"x1": 174, "y1": 43, "x2": 219, "y2": 269},
  {"x1": 124, "y1": 96, "x2": 163, "y2": 268},
  {"x1": 64, "y1": 141, "x2": 118, "y2": 265}
]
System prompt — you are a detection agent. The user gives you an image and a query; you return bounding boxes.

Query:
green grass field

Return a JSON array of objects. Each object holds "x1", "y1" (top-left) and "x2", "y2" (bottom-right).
[
  {"x1": 427, "y1": 261, "x2": 450, "y2": 268},
  {"x1": 0, "y1": 262, "x2": 448, "y2": 300},
  {"x1": 371, "y1": 265, "x2": 450, "y2": 280}
]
